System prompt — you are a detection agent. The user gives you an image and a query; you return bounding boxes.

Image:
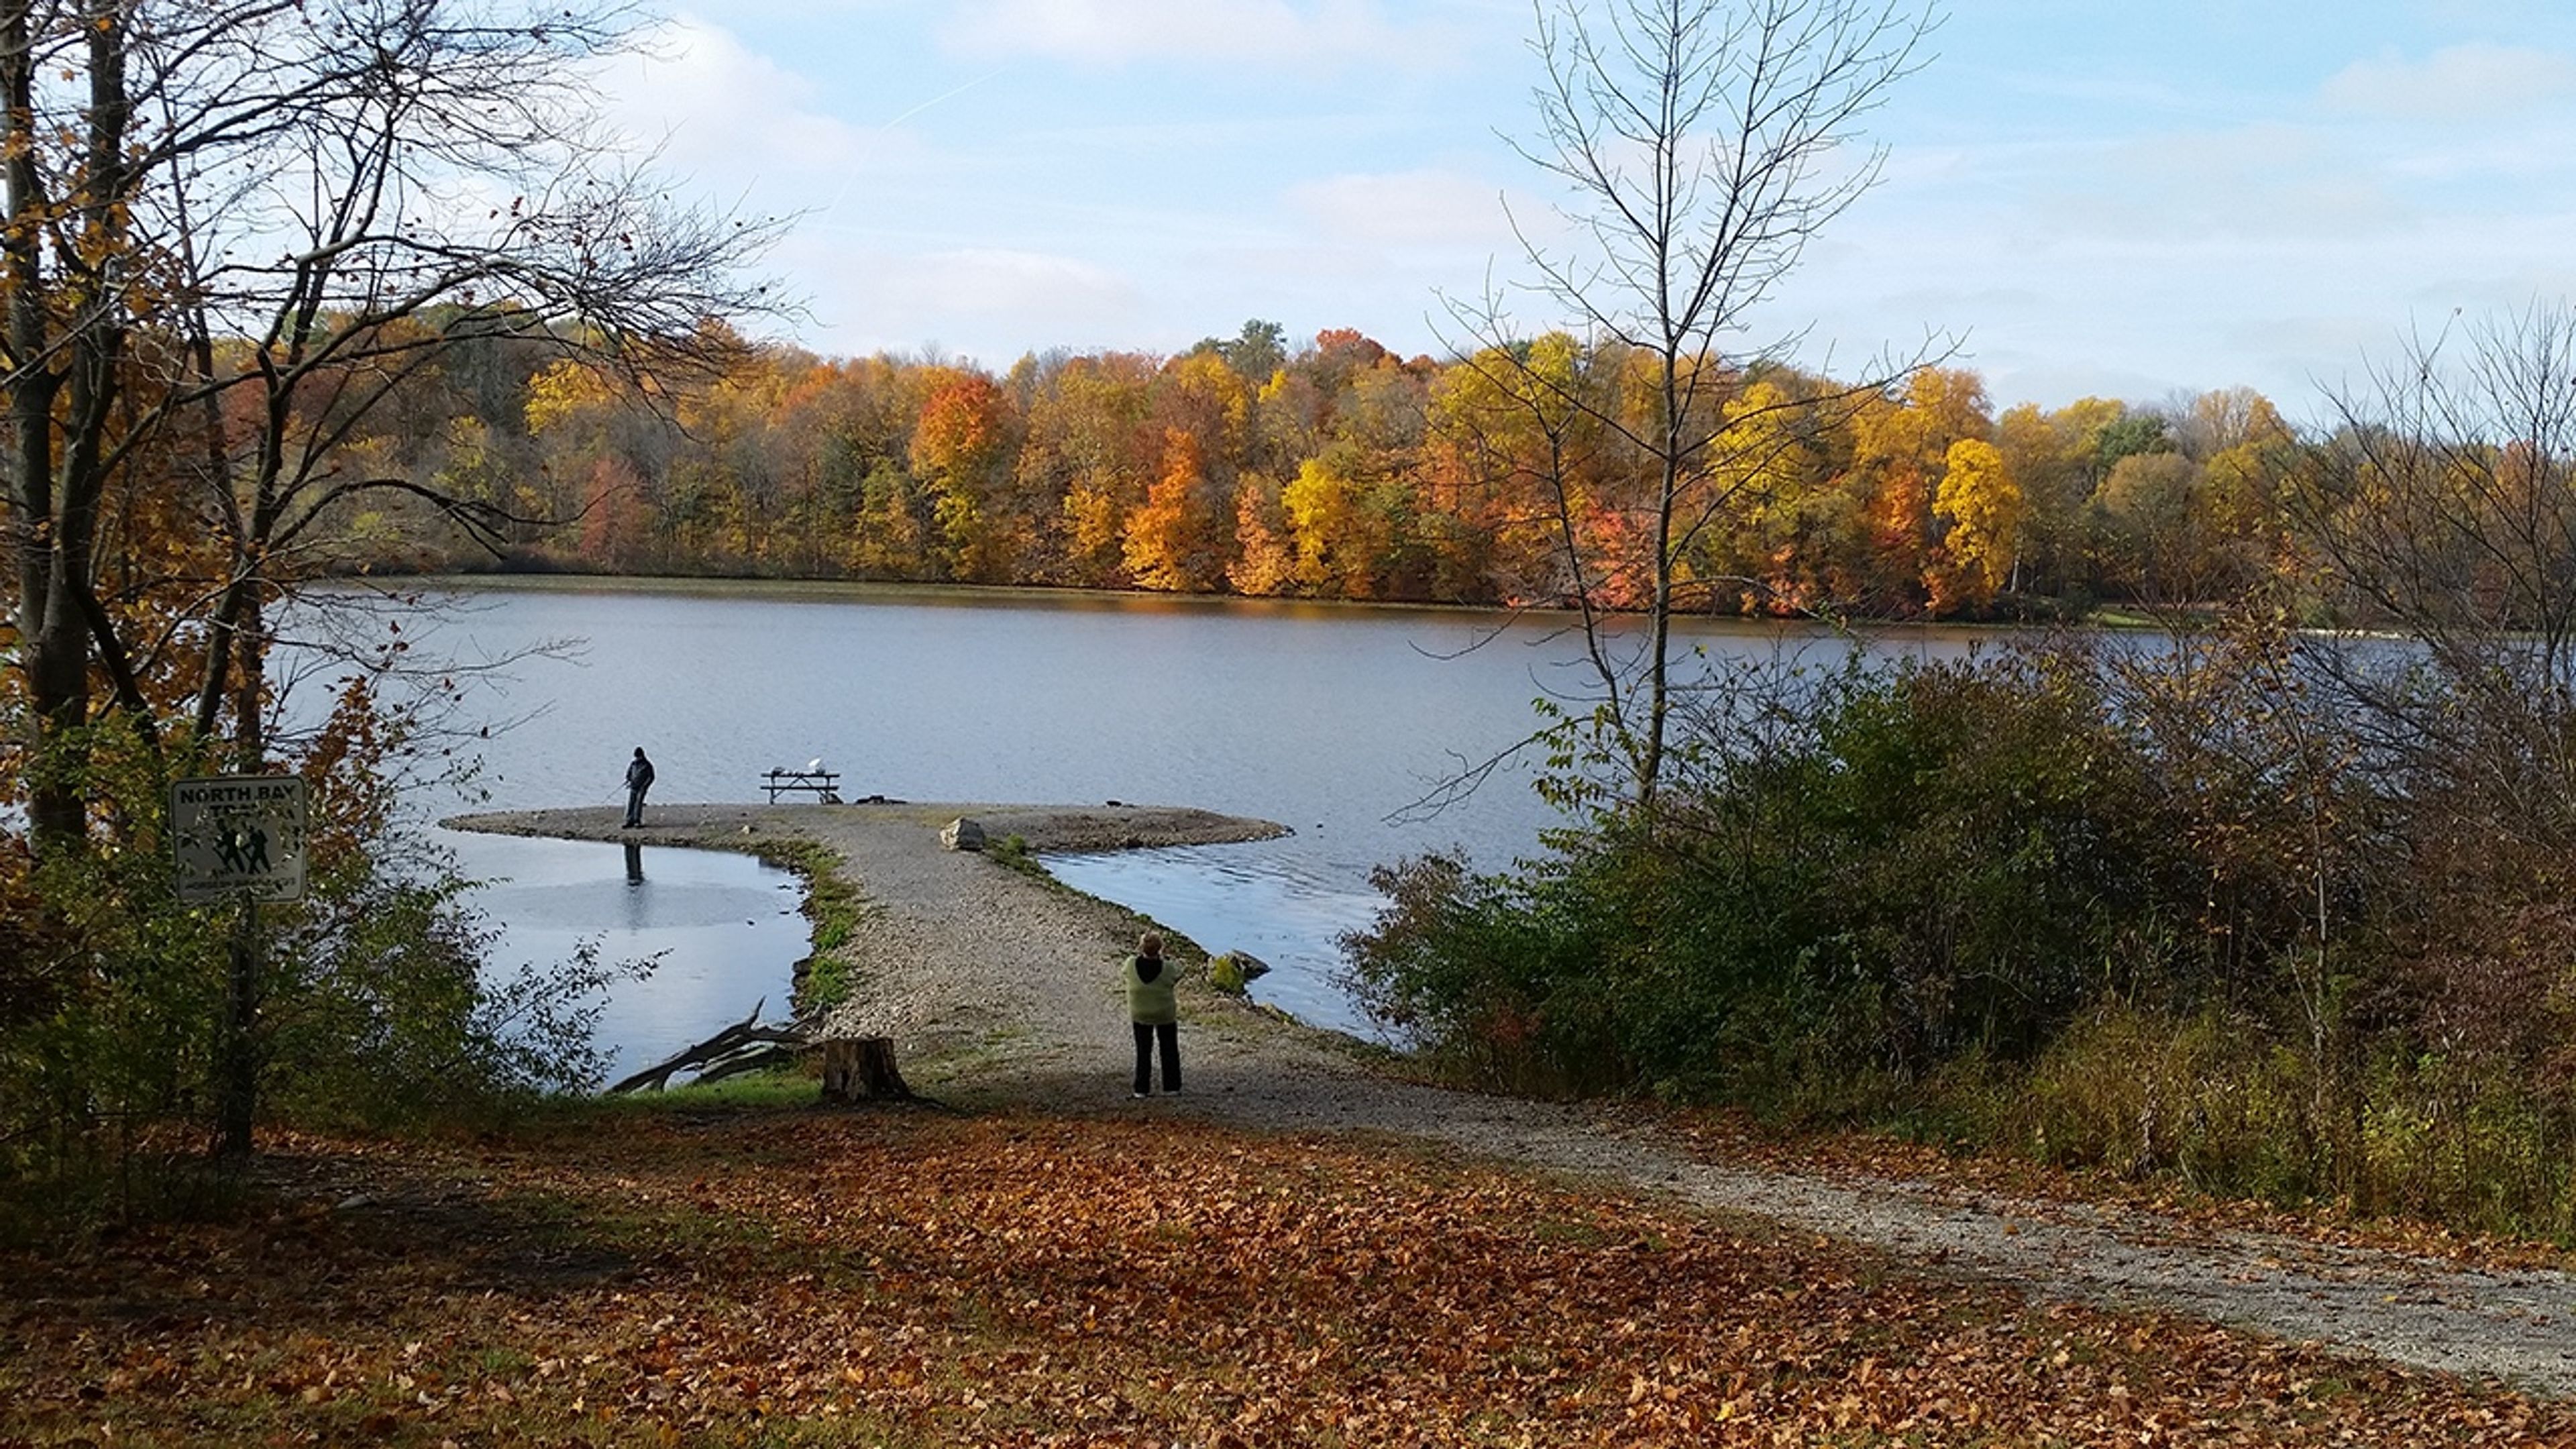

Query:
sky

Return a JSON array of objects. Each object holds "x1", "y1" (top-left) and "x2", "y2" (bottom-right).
[{"x1": 596, "y1": 0, "x2": 2576, "y2": 415}]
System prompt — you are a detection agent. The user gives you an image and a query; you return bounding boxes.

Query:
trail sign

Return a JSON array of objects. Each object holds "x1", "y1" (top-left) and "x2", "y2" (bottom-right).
[{"x1": 172, "y1": 775, "x2": 309, "y2": 904}]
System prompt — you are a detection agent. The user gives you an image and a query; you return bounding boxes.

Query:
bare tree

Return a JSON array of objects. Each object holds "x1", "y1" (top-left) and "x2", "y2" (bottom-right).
[
  {"x1": 157, "y1": 2, "x2": 778, "y2": 767},
  {"x1": 2293, "y1": 303, "x2": 2576, "y2": 840},
  {"x1": 0, "y1": 0, "x2": 780, "y2": 850},
  {"x1": 1447, "y1": 0, "x2": 1939, "y2": 812}
]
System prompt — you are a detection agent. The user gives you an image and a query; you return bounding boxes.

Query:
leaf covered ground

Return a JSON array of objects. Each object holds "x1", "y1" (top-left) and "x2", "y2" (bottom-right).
[{"x1": 3, "y1": 1105, "x2": 2570, "y2": 1447}]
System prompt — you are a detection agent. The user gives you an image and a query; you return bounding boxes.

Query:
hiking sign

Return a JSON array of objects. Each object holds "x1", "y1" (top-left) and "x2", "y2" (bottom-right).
[{"x1": 171, "y1": 775, "x2": 309, "y2": 904}]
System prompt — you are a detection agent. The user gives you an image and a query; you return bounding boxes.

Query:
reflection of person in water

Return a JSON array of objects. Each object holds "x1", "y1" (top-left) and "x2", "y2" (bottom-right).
[{"x1": 621, "y1": 840, "x2": 651, "y2": 932}]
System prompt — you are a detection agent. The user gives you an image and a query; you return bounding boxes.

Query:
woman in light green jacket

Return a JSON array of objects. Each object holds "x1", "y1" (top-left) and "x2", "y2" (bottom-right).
[{"x1": 1125, "y1": 931, "x2": 1180, "y2": 1097}]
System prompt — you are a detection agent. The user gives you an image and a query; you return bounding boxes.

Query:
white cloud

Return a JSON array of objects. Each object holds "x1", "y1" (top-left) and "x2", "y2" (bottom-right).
[
  {"x1": 940, "y1": 0, "x2": 1417, "y2": 66},
  {"x1": 2320, "y1": 42, "x2": 2576, "y2": 119},
  {"x1": 600, "y1": 17, "x2": 877, "y2": 186},
  {"x1": 802, "y1": 245, "x2": 1144, "y2": 356},
  {"x1": 1285, "y1": 169, "x2": 1512, "y2": 247}
]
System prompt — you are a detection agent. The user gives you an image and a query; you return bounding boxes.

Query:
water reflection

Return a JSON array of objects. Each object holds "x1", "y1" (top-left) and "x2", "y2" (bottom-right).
[{"x1": 447, "y1": 829, "x2": 806, "y2": 1083}]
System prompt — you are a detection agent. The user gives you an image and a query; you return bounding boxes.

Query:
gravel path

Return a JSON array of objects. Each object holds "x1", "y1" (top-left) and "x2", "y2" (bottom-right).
[{"x1": 449, "y1": 802, "x2": 2576, "y2": 1398}]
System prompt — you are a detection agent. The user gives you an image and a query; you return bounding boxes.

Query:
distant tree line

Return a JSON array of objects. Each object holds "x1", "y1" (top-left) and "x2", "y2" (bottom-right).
[{"x1": 339, "y1": 319, "x2": 2316, "y2": 621}]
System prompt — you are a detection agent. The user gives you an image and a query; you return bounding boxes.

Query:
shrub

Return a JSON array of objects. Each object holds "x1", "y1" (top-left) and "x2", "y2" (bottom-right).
[
  {"x1": 1350, "y1": 628, "x2": 2576, "y2": 1239},
  {"x1": 0, "y1": 702, "x2": 624, "y2": 1240},
  {"x1": 1348, "y1": 654, "x2": 2218, "y2": 1111}
]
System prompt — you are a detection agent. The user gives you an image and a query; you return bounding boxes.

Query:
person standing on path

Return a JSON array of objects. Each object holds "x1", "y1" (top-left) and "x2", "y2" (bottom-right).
[
  {"x1": 1125, "y1": 930, "x2": 1180, "y2": 1097},
  {"x1": 622, "y1": 747, "x2": 655, "y2": 828}
]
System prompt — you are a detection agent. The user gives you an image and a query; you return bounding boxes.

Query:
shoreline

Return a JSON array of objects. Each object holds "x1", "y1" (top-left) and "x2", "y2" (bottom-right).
[{"x1": 349, "y1": 569, "x2": 2082, "y2": 636}]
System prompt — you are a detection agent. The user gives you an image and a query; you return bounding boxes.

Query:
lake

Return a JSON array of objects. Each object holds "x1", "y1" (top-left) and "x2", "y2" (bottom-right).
[{"x1": 337, "y1": 580, "x2": 1982, "y2": 1071}]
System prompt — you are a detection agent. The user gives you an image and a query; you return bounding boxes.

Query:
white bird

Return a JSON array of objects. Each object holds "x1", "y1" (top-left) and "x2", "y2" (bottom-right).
[{"x1": 806, "y1": 757, "x2": 824, "y2": 773}]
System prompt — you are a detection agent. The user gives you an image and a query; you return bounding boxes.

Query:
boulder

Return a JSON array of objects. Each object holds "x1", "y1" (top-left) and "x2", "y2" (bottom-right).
[
  {"x1": 1209, "y1": 951, "x2": 1271, "y2": 995},
  {"x1": 941, "y1": 816, "x2": 987, "y2": 851}
]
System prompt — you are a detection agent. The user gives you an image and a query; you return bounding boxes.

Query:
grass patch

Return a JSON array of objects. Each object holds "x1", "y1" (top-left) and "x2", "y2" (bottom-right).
[
  {"x1": 985, "y1": 831, "x2": 1042, "y2": 878},
  {"x1": 572, "y1": 1065, "x2": 822, "y2": 1115},
  {"x1": 749, "y1": 837, "x2": 871, "y2": 1014}
]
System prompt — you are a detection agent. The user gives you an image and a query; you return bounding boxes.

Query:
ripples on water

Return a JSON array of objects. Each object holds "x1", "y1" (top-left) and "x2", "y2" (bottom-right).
[{"x1": 1045, "y1": 841, "x2": 1394, "y2": 1034}]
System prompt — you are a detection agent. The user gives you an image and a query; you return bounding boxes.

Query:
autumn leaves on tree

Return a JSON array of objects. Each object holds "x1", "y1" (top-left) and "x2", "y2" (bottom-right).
[
  {"x1": 430, "y1": 331, "x2": 2292, "y2": 619},
  {"x1": 2, "y1": 1, "x2": 776, "y2": 857}
]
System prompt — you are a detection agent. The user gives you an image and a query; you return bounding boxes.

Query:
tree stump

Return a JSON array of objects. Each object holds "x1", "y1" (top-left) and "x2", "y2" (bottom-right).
[{"x1": 820, "y1": 1036, "x2": 911, "y2": 1102}]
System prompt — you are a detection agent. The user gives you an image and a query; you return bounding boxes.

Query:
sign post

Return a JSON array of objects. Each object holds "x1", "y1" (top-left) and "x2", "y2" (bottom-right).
[
  {"x1": 171, "y1": 775, "x2": 309, "y2": 1158},
  {"x1": 171, "y1": 775, "x2": 308, "y2": 904}
]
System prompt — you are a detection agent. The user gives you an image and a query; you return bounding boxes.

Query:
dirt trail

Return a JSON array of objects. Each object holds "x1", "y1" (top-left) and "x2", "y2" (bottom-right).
[{"x1": 449, "y1": 802, "x2": 2576, "y2": 1397}]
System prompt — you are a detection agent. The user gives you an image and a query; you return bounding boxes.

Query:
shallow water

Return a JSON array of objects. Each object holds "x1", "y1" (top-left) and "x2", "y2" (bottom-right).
[{"x1": 455, "y1": 833, "x2": 808, "y2": 1081}]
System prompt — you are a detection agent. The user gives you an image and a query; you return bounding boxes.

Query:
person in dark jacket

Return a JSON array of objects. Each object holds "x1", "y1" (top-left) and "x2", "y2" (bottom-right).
[
  {"x1": 622, "y1": 747, "x2": 655, "y2": 828},
  {"x1": 1125, "y1": 930, "x2": 1180, "y2": 1097}
]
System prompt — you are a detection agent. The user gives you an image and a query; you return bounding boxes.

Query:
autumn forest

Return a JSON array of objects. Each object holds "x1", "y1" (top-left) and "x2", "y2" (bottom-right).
[{"x1": 357, "y1": 317, "x2": 2293, "y2": 619}]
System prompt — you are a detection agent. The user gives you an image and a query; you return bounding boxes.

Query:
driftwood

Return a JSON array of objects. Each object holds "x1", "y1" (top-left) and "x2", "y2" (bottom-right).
[
  {"x1": 608, "y1": 999, "x2": 809, "y2": 1093},
  {"x1": 606, "y1": 1002, "x2": 918, "y2": 1104}
]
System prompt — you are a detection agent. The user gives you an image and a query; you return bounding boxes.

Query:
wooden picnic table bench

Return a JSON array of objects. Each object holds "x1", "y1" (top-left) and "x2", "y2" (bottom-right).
[{"x1": 763, "y1": 767, "x2": 841, "y2": 804}]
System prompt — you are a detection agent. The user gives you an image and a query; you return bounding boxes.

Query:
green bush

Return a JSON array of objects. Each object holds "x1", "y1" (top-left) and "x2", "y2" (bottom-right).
[
  {"x1": 1346, "y1": 655, "x2": 2214, "y2": 1112},
  {"x1": 0, "y1": 707, "x2": 625, "y2": 1240},
  {"x1": 1346, "y1": 637, "x2": 2576, "y2": 1239}
]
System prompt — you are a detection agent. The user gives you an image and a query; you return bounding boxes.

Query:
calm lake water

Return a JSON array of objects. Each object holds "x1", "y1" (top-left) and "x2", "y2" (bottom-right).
[{"x1": 333, "y1": 580, "x2": 1983, "y2": 1073}]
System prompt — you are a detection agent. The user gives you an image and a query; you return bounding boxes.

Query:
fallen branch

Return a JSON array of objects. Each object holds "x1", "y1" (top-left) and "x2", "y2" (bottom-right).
[
  {"x1": 694, "y1": 1042, "x2": 802, "y2": 1086},
  {"x1": 606, "y1": 999, "x2": 810, "y2": 1093}
]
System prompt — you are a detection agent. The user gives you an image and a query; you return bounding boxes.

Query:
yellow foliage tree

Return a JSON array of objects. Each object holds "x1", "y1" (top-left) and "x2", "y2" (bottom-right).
[
  {"x1": 1123, "y1": 428, "x2": 1226, "y2": 592},
  {"x1": 523, "y1": 360, "x2": 619, "y2": 437},
  {"x1": 1228, "y1": 474, "x2": 1297, "y2": 596},
  {"x1": 1930, "y1": 437, "x2": 2022, "y2": 608},
  {"x1": 1283, "y1": 451, "x2": 1387, "y2": 597}
]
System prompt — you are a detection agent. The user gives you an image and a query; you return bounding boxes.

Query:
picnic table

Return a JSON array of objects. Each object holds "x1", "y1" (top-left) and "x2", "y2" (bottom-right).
[{"x1": 763, "y1": 767, "x2": 841, "y2": 804}]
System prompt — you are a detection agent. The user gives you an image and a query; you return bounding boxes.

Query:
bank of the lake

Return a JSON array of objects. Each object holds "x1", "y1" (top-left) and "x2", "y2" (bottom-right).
[{"x1": 425, "y1": 800, "x2": 2576, "y2": 1401}]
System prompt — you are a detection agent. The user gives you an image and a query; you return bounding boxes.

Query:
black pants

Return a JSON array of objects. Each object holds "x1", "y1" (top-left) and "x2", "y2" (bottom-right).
[
  {"x1": 624, "y1": 786, "x2": 647, "y2": 827},
  {"x1": 1132, "y1": 1022, "x2": 1179, "y2": 1094}
]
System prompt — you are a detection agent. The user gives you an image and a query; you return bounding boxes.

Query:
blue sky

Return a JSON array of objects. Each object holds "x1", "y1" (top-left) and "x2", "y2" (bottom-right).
[{"x1": 602, "y1": 1, "x2": 2576, "y2": 413}]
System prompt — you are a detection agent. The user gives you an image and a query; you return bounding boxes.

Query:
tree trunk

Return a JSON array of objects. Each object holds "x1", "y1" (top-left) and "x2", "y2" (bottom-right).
[
  {"x1": 820, "y1": 1037, "x2": 911, "y2": 1103},
  {"x1": 231, "y1": 586, "x2": 268, "y2": 769},
  {"x1": 4, "y1": 0, "x2": 78, "y2": 851}
]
